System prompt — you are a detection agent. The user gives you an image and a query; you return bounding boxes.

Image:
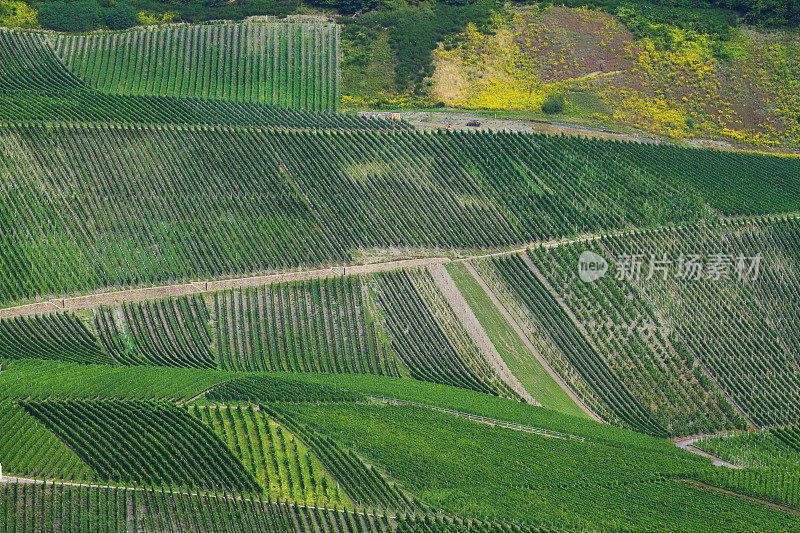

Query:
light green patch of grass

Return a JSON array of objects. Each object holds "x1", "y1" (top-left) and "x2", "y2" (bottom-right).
[
  {"x1": 565, "y1": 90, "x2": 610, "y2": 117},
  {"x1": 445, "y1": 262, "x2": 587, "y2": 419}
]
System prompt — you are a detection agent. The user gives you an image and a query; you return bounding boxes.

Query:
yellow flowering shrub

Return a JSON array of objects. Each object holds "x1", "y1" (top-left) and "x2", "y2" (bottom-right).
[
  {"x1": 137, "y1": 11, "x2": 176, "y2": 26},
  {"x1": 0, "y1": 0, "x2": 37, "y2": 27},
  {"x1": 428, "y1": 5, "x2": 798, "y2": 150}
]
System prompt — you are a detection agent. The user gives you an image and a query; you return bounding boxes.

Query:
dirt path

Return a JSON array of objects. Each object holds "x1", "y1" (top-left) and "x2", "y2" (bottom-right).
[
  {"x1": 462, "y1": 261, "x2": 603, "y2": 422},
  {"x1": 427, "y1": 264, "x2": 537, "y2": 405},
  {"x1": 681, "y1": 480, "x2": 799, "y2": 516},
  {"x1": 674, "y1": 435, "x2": 742, "y2": 469},
  {"x1": 359, "y1": 110, "x2": 664, "y2": 144},
  {"x1": 366, "y1": 395, "x2": 583, "y2": 441},
  {"x1": 0, "y1": 256, "x2": 450, "y2": 319}
]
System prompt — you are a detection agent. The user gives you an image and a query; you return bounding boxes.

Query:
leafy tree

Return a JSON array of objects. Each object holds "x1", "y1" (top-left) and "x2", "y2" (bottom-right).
[
  {"x1": 106, "y1": 2, "x2": 137, "y2": 30},
  {"x1": 38, "y1": 0, "x2": 102, "y2": 32}
]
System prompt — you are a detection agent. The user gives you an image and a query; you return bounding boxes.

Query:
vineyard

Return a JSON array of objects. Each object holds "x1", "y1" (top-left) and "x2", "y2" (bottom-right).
[
  {"x1": 693, "y1": 430, "x2": 800, "y2": 509},
  {"x1": 264, "y1": 403, "x2": 414, "y2": 514},
  {"x1": 696, "y1": 430, "x2": 800, "y2": 469},
  {"x1": 4, "y1": 122, "x2": 799, "y2": 307},
  {"x1": 373, "y1": 270, "x2": 511, "y2": 397},
  {"x1": 0, "y1": 480, "x2": 577, "y2": 533},
  {"x1": 1, "y1": 10, "x2": 800, "y2": 531},
  {"x1": 488, "y1": 254, "x2": 667, "y2": 436},
  {"x1": 0, "y1": 402, "x2": 94, "y2": 482},
  {"x1": 205, "y1": 375, "x2": 363, "y2": 404},
  {"x1": 601, "y1": 217, "x2": 800, "y2": 427},
  {"x1": 189, "y1": 405, "x2": 348, "y2": 507},
  {"x1": 215, "y1": 277, "x2": 398, "y2": 376},
  {"x1": 0, "y1": 313, "x2": 110, "y2": 365},
  {"x1": 53, "y1": 21, "x2": 341, "y2": 112},
  {"x1": 21, "y1": 400, "x2": 258, "y2": 492},
  {"x1": 96, "y1": 296, "x2": 215, "y2": 369},
  {"x1": 273, "y1": 402, "x2": 799, "y2": 531},
  {"x1": 0, "y1": 28, "x2": 393, "y2": 128},
  {"x1": 0, "y1": 359, "x2": 232, "y2": 401},
  {"x1": 525, "y1": 242, "x2": 740, "y2": 435}
]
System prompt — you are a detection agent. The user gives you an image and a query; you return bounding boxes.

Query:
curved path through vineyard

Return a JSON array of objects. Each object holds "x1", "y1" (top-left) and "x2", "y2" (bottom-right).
[{"x1": 674, "y1": 436, "x2": 741, "y2": 469}]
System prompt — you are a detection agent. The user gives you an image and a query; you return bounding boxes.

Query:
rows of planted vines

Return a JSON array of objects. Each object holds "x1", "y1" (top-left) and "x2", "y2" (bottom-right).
[
  {"x1": 216, "y1": 277, "x2": 398, "y2": 376},
  {"x1": 526, "y1": 242, "x2": 740, "y2": 435},
  {"x1": 0, "y1": 359, "x2": 231, "y2": 401},
  {"x1": 0, "y1": 402, "x2": 94, "y2": 482},
  {"x1": 602, "y1": 216, "x2": 800, "y2": 427},
  {"x1": 615, "y1": 141, "x2": 800, "y2": 216},
  {"x1": 271, "y1": 402, "x2": 797, "y2": 530},
  {"x1": 374, "y1": 270, "x2": 502, "y2": 396},
  {"x1": 189, "y1": 405, "x2": 349, "y2": 507},
  {"x1": 54, "y1": 21, "x2": 340, "y2": 112},
  {"x1": 263, "y1": 404, "x2": 413, "y2": 514},
  {"x1": 696, "y1": 430, "x2": 800, "y2": 469},
  {"x1": 0, "y1": 482, "x2": 133, "y2": 532},
  {"x1": 20, "y1": 400, "x2": 259, "y2": 492},
  {"x1": 773, "y1": 427, "x2": 800, "y2": 453},
  {"x1": 4, "y1": 122, "x2": 797, "y2": 306},
  {"x1": 695, "y1": 467, "x2": 800, "y2": 510},
  {"x1": 491, "y1": 254, "x2": 668, "y2": 436},
  {"x1": 0, "y1": 481, "x2": 418, "y2": 533},
  {"x1": 205, "y1": 375, "x2": 362, "y2": 403},
  {"x1": 0, "y1": 313, "x2": 111, "y2": 365},
  {"x1": 0, "y1": 29, "x2": 398, "y2": 129},
  {"x1": 95, "y1": 296, "x2": 216, "y2": 369}
]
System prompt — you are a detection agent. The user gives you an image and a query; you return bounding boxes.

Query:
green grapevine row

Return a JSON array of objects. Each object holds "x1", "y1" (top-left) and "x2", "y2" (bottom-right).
[
  {"x1": 695, "y1": 467, "x2": 800, "y2": 510},
  {"x1": 95, "y1": 296, "x2": 215, "y2": 369},
  {"x1": 274, "y1": 402, "x2": 798, "y2": 530},
  {"x1": 602, "y1": 216, "x2": 800, "y2": 426},
  {"x1": 0, "y1": 402, "x2": 94, "y2": 482},
  {"x1": 190, "y1": 405, "x2": 349, "y2": 506},
  {"x1": 0, "y1": 359, "x2": 231, "y2": 401},
  {"x1": 0, "y1": 313, "x2": 110, "y2": 365},
  {"x1": 491, "y1": 254, "x2": 668, "y2": 436},
  {"x1": 374, "y1": 271, "x2": 502, "y2": 396},
  {"x1": 0, "y1": 29, "x2": 397, "y2": 129},
  {"x1": 264, "y1": 403, "x2": 413, "y2": 514},
  {"x1": 205, "y1": 375, "x2": 362, "y2": 404},
  {"x1": 773, "y1": 427, "x2": 800, "y2": 453},
  {"x1": 696, "y1": 430, "x2": 800, "y2": 469},
  {"x1": 527, "y1": 242, "x2": 739, "y2": 435},
  {"x1": 4, "y1": 122, "x2": 796, "y2": 306}
]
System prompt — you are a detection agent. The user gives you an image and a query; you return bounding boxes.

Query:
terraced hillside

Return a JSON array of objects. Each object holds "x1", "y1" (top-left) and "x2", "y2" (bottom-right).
[
  {"x1": 53, "y1": 21, "x2": 340, "y2": 112},
  {"x1": 0, "y1": 15, "x2": 799, "y2": 533}
]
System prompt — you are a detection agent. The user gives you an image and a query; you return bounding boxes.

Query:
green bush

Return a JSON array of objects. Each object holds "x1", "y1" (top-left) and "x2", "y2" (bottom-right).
[
  {"x1": 541, "y1": 93, "x2": 565, "y2": 114},
  {"x1": 105, "y1": 2, "x2": 137, "y2": 30}
]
